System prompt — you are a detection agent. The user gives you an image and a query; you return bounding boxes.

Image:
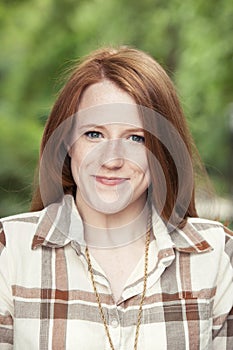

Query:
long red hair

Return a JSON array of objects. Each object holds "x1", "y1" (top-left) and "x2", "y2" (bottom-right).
[{"x1": 31, "y1": 46, "x2": 199, "y2": 228}]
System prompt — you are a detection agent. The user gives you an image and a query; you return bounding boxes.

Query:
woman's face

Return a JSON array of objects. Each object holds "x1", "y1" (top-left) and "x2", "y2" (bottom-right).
[{"x1": 69, "y1": 80, "x2": 151, "y2": 215}]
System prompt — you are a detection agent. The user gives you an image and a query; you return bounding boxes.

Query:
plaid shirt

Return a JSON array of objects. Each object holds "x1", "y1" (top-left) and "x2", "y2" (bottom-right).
[{"x1": 0, "y1": 195, "x2": 232, "y2": 349}]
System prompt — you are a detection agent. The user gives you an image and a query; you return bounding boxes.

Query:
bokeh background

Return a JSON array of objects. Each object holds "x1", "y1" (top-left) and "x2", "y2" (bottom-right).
[{"x1": 0, "y1": 0, "x2": 232, "y2": 225}]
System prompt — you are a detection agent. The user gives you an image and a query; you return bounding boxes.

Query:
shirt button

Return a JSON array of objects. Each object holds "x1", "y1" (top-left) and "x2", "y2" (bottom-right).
[{"x1": 111, "y1": 319, "x2": 119, "y2": 328}]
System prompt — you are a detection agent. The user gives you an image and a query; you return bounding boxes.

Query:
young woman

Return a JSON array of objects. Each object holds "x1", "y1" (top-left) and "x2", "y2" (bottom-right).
[{"x1": 0, "y1": 47, "x2": 232, "y2": 349}]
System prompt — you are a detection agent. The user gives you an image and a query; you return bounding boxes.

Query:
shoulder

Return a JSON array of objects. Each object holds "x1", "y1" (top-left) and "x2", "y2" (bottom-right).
[
  {"x1": 188, "y1": 217, "x2": 233, "y2": 237},
  {"x1": 187, "y1": 217, "x2": 227, "y2": 239},
  {"x1": 1, "y1": 209, "x2": 43, "y2": 229},
  {"x1": 0, "y1": 209, "x2": 45, "y2": 255},
  {"x1": 187, "y1": 216, "x2": 233, "y2": 259},
  {"x1": 187, "y1": 216, "x2": 224, "y2": 230}
]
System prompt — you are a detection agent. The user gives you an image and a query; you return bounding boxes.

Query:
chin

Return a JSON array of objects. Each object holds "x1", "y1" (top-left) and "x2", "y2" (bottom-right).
[{"x1": 85, "y1": 194, "x2": 134, "y2": 215}]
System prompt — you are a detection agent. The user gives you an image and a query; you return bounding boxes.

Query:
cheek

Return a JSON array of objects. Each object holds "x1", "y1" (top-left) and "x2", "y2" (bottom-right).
[
  {"x1": 70, "y1": 142, "x2": 101, "y2": 184},
  {"x1": 136, "y1": 149, "x2": 151, "y2": 185},
  {"x1": 145, "y1": 169, "x2": 151, "y2": 188},
  {"x1": 140, "y1": 166, "x2": 151, "y2": 187},
  {"x1": 125, "y1": 146, "x2": 148, "y2": 169},
  {"x1": 70, "y1": 137, "x2": 95, "y2": 165},
  {"x1": 70, "y1": 145, "x2": 85, "y2": 177},
  {"x1": 140, "y1": 157, "x2": 151, "y2": 187},
  {"x1": 132, "y1": 161, "x2": 151, "y2": 186},
  {"x1": 133, "y1": 151, "x2": 150, "y2": 180}
]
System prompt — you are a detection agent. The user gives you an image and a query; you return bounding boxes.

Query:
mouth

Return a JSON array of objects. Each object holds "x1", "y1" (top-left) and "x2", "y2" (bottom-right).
[{"x1": 94, "y1": 176, "x2": 129, "y2": 186}]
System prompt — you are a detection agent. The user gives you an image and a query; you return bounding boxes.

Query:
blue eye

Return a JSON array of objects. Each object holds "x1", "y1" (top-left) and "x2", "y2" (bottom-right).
[
  {"x1": 129, "y1": 135, "x2": 145, "y2": 143},
  {"x1": 85, "y1": 131, "x2": 103, "y2": 139}
]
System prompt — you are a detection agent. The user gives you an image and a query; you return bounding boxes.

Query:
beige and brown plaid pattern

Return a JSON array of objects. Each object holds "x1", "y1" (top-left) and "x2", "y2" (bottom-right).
[{"x1": 0, "y1": 195, "x2": 232, "y2": 349}]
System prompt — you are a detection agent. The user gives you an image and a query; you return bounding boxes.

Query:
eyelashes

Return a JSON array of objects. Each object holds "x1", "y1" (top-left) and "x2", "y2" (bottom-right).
[
  {"x1": 84, "y1": 131, "x2": 145, "y2": 144},
  {"x1": 128, "y1": 135, "x2": 145, "y2": 143},
  {"x1": 85, "y1": 131, "x2": 103, "y2": 139}
]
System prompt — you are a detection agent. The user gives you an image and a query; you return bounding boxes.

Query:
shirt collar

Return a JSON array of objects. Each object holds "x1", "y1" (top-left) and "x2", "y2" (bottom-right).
[
  {"x1": 151, "y1": 209, "x2": 213, "y2": 254},
  {"x1": 32, "y1": 195, "x2": 85, "y2": 250},
  {"x1": 32, "y1": 194, "x2": 213, "y2": 254}
]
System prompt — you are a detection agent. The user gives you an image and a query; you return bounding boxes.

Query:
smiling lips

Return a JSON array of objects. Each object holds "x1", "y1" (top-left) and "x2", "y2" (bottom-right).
[{"x1": 94, "y1": 176, "x2": 129, "y2": 186}]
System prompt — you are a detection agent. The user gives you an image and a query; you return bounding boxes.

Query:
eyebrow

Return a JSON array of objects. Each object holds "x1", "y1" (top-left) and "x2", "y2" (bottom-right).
[
  {"x1": 124, "y1": 127, "x2": 145, "y2": 133},
  {"x1": 78, "y1": 124, "x2": 144, "y2": 133},
  {"x1": 78, "y1": 123, "x2": 104, "y2": 130}
]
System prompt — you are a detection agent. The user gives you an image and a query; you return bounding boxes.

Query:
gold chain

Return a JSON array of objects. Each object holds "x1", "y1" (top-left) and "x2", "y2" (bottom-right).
[{"x1": 85, "y1": 211, "x2": 151, "y2": 350}]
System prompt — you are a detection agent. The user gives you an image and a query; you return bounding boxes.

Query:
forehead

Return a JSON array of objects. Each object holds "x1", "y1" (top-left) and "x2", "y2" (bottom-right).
[
  {"x1": 75, "y1": 103, "x2": 142, "y2": 130},
  {"x1": 76, "y1": 80, "x2": 142, "y2": 128},
  {"x1": 79, "y1": 80, "x2": 136, "y2": 109}
]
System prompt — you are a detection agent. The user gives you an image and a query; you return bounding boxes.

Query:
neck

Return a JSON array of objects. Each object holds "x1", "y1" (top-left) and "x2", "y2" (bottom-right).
[{"x1": 75, "y1": 192, "x2": 150, "y2": 249}]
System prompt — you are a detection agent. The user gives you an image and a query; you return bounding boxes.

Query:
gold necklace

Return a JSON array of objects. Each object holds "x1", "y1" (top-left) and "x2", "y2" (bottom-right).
[{"x1": 85, "y1": 212, "x2": 151, "y2": 350}]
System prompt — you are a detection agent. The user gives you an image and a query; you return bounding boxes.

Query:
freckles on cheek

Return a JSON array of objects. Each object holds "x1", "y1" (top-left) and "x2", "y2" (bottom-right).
[
  {"x1": 70, "y1": 144, "x2": 99, "y2": 179},
  {"x1": 70, "y1": 149, "x2": 82, "y2": 176},
  {"x1": 130, "y1": 147, "x2": 148, "y2": 168}
]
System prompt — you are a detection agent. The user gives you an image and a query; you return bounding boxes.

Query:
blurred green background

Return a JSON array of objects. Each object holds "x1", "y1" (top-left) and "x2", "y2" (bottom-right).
[{"x1": 0, "y1": 0, "x2": 232, "y2": 223}]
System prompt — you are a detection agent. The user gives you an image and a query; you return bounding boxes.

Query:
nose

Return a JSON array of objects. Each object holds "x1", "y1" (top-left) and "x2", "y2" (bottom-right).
[{"x1": 101, "y1": 139, "x2": 125, "y2": 169}]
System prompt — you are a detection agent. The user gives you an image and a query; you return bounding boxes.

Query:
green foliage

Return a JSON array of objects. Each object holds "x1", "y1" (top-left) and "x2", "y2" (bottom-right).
[
  {"x1": 0, "y1": 0, "x2": 232, "y2": 218},
  {"x1": 0, "y1": 116, "x2": 42, "y2": 216}
]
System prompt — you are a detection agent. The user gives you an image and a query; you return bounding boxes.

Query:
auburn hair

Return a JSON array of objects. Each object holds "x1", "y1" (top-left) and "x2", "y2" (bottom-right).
[{"x1": 31, "y1": 46, "x2": 199, "y2": 228}]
